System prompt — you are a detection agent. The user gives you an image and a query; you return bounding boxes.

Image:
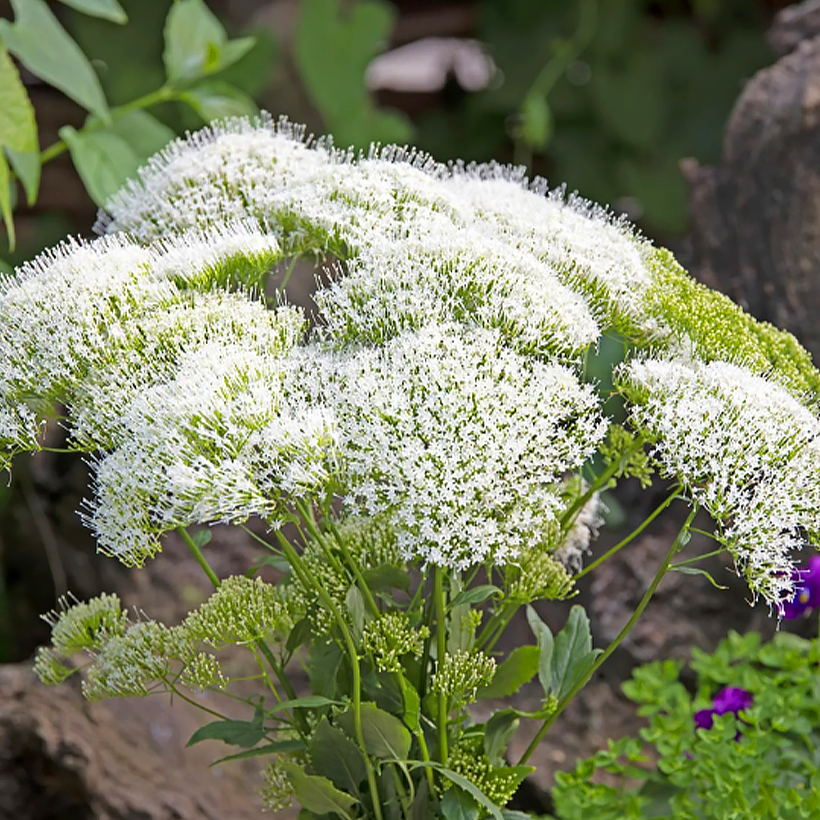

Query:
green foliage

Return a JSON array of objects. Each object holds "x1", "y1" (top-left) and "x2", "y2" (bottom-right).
[
  {"x1": 294, "y1": 0, "x2": 411, "y2": 149},
  {"x1": 550, "y1": 631, "x2": 820, "y2": 820}
]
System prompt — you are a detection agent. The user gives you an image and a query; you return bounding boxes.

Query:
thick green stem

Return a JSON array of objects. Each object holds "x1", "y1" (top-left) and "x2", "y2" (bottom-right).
[
  {"x1": 434, "y1": 566, "x2": 449, "y2": 766},
  {"x1": 274, "y1": 530, "x2": 384, "y2": 820},
  {"x1": 518, "y1": 504, "x2": 697, "y2": 766}
]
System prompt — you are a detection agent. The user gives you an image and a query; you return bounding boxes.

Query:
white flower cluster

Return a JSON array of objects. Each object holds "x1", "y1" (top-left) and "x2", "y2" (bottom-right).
[
  {"x1": 621, "y1": 358, "x2": 820, "y2": 604},
  {"x1": 0, "y1": 115, "x2": 818, "y2": 600}
]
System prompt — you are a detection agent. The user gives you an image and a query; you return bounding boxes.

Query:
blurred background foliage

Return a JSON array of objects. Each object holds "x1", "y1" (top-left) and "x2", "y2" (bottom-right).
[{"x1": 0, "y1": 0, "x2": 789, "y2": 661}]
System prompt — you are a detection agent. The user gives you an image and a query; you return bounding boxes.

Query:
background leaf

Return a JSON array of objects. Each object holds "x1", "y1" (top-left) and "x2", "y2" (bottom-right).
[
  {"x1": 56, "y1": 0, "x2": 127, "y2": 24},
  {"x1": 181, "y1": 81, "x2": 258, "y2": 122},
  {"x1": 0, "y1": 0, "x2": 108, "y2": 120},
  {"x1": 186, "y1": 715, "x2": 265, "y2": 748},
  {"x1": 58, "y1": 126, "x2": 140, "y2": 207}
]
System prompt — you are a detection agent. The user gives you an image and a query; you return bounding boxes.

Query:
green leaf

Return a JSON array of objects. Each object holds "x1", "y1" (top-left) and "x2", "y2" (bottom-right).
[
  {"x1": 0, "y1": 45, "x2": 40, "y2": 211},
  {"x1": 265, "y1": 695, "x2": 341, "y2": 715},
  {"x1": 477, "y1": 645, "x2": 540, "y2": 699},
  {"x1": 59, "y1": 125, "x2": 140, "y2": 207},
  {"x1": 361, "y1": 564, "x2": 410, "y2": 593},
  {"x1": 181, "y1": 80, "x2": 258, "y2": 122},
  {"x1": 308, "y1": 638, "x2": 344, "y2": 699},
  {"x1": 441, "y1": 787, "x2": 479, "y2": 820},
  {"x1": 450, "y1": 585, "x2": 502, "y2": 609},
  {"x1": 0, "y1": 156, "x2": 12, "y2": 249},
  {"x1": 338, "y1": 702, "x2": 411, "y2": 759},
  {"x1": 56, "y1": 0, "x2": 127, "y2": 24},
  {"x1": 294, "y1": 0, "x2": 411, "y2": 148},
  {"x1": 285, "y1": 616, "x2": 312, "y2": 653},
  {"x1": 309, "y1": 718, "x2": 367, "y2": 795},
  {"x1": 210, "y1": 738, "x2": 305, "y2": 765},
  {"x1": 163, "y1": 0, "x2": 254, "y2": 85},
  {"x1": 346, "y1": 584, "x2": 365, "y2": 645},
  {"x1": 526, "y1": 605, "x2": 554, "y2": 695},
  {"x1": 0, "y1": 0, "x2": 108, "y2": 120},
  {"x1": 398, "y1": 672, "x2": 420, "y2": 732},
  {"x1": 670, "y1": 565, "x2": 728, "y2": 589},
  {"x1": 281, "y1": 761, "x2": 358, "y2": 820},
  {"x1": 409, "y1": 762, "x2": 504, "y2": 820},
  {"x1": 483, "y1": 711, "x2": 520, "y2": 767},
  {"x1": 520, "y1": 91, "x2": 551, "y2": 149},
  {"x1": 189, "y1": 529, "x2": 213, "y2": 549},
  {"x1": 106, "y1": 110, "x2": 176, "y2": 162},
  {"x1": 186, "y1": 712, "x2": 265, "y2": 748},
  {"x1": 551, "y1": 605, "x2": 600, "y2": 700},
  {"x1": 163, "y1": 0, "x2": 225, "y2": 82}
]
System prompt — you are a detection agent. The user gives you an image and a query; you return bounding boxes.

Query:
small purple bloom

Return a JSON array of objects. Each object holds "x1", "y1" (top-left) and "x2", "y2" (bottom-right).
[
  {"x1": 780, "y1": 555, "x2": 820, "y2": 619},
  {"x1": 694, "y1": 686, "x2": 753, "y2": 732}
]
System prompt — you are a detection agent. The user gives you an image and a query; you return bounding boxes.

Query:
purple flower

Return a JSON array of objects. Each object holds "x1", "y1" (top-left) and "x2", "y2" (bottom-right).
[
  {"x1": 780, "y1": 555, "x2": 820, "y2": 619},
  {"x1": 694, "y1": 686, "x2": 753, "y2": 731}
]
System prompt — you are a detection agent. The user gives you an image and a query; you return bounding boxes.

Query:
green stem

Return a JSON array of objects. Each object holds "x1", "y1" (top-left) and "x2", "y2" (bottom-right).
[
  {"x1": 434, "y1": 566, "x2": 449, "y2": 766},
  {"x1": 177, "y1": 526, "x2": 220, "y2": 588},
  {"x1": 670, "y1": 547, "x2": 725, "y2": 569},
  {"x1": 275, "y1": 530, "x2": 384, "y2": 820},
  {"x1": 560, "y1": 457, "x2": 622, "y2": 529},
  {"x1": 39, "y1": 84, "x2": 177, "y2": 165},
  {"x1": 517, "y1": 504, "x2": 698, "y2": 766},
  {"x1": 573, "y1": 485, "x2": 682, "y2": 581}
]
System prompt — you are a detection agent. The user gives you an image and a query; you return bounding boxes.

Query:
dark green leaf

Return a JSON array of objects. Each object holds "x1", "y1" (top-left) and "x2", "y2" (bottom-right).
[
  {"x1": 450, "y1": 585, "x2": 502, "y2": 609},
  {"x1": 409, "y1": 762, "x2": 503, "y2": 820},
  {"x1": 182, "y1": 80, "x2": 257, "y2": 122},
  {"x1": 0, "y1": 0, "x2": 108, "y2": 120},
  {"x1": 249, "y1": 553, "x2": 291, "y2": 577},
  {"x1": 483, "y1": 711, "x2": 519, "y2": 766},
  {"x1": 441, "y1": 787, "x2": 479, "y2": 820},
  {"x1": 309, "y1": 718, "x2": 367, "y2": 795},
  {"x1": 56, "y1": 0, "x2": 127, "y2": 24},
  {"x1": 308, "y1": 639, "x2": 344, "y2": 699},
  {"x1": 285, "y1": 617, "x2": 312, "y2": 653},
  {"x1": 0, "y1": 157, "x2": 13, "y2": 248},
  {"x1": 501, "y1": 812, "x2": 533, "y2": 820},
  {"x1": 526, "y1": 605, "x2": 554, "y2": 695},
  {"x1": 411, "y1": 778, "x2": 434, "y2": 820},
  {"x1": 59, "y1": 125, "x2": 140, "y2": 206},
  {"x1": 186, "y1": 714, "x2": 265, "y2": 748},
  {"x1": 338, "y1": 702, "x2": 411, "y2": 759},
  {"x1": 6, "y1": 147, "x2": 39, "y2": 206},
  {"x1": 266, "y1": 695, "x2": 341, "y2": 715},
  {"x1": 551, "y1": 605, "x2": 599, "y2": 700},
  {"x1": 361, "y1": 564, "x2": 410, "y2": 593},
  {"x1": 281, "y1": 761, "x2": 358, "y2": 820},
  {"x1": 210, "y1": 738, "x2": 305, "y2": 765},
  {"x1": 477, "y1": 645, "x2": 540, "y2": 699}
]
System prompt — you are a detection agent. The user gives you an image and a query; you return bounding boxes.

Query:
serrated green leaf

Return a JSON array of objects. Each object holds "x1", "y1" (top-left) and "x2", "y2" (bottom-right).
[
  {"x1": 56, "y1": 0, "x2": 127, "y2": 24},
  {"x1": 181, "y1": 80, "x2": 258, "y2": 122},
  {"x1": 281, "y1": 761, "x2": 358, "y2": 820},
  {"x1": 526, "y1": 605, "x2": 554, "y2": 695},
  {"x1": 210, "y1": 738, "x2": 305, "y2": 765},
  {"x1": 551, "y1": 605, "x2": 599, "y2": 700},
  {"x1": 59, "y1": 125, "x2": 140, "y2": 207},
  {"x1": 478, "y1": 645, "x2": 540, "y2": 700},
  {"x1": 483, "y1": 710, "x2": 519, "y2": 766},
  {"x1": 450, "y1": 585, "x2": 502, "y2": 609},
  {"x1": 309, "y1": 718, "x2": 367, "y2": 795},
  {"x1": 441, "y1": 787, "x2": 479, "y2": 820},
  {"x1": 0, "y1": 0, "x2": 108, "y2": 120},
  {"x1": 338, "y1": 702, "x2": 411, "y2": 759}
]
